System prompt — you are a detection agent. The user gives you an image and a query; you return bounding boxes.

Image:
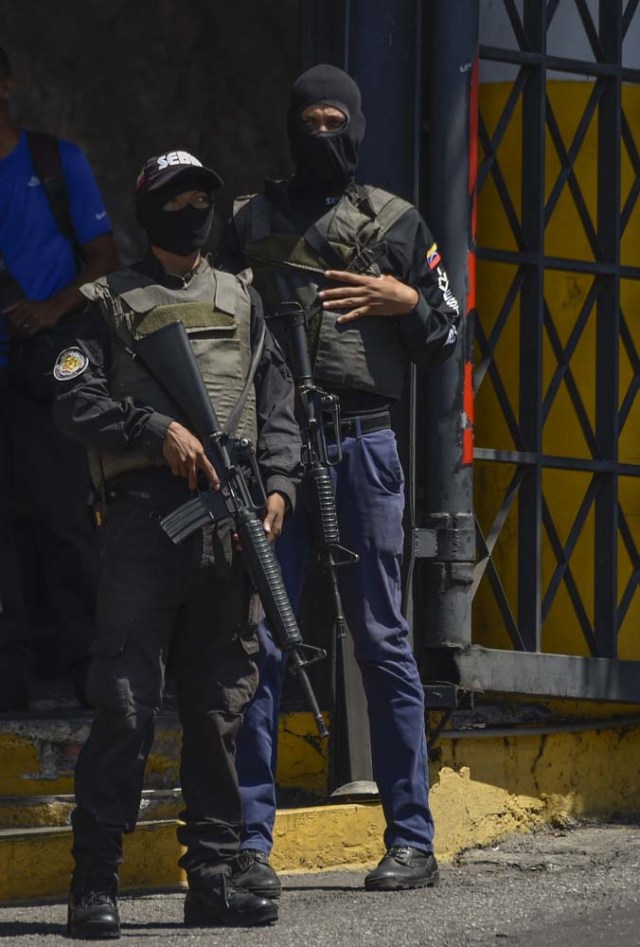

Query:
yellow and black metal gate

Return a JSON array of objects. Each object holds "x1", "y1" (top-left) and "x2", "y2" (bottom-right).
[
  {"x1": 302, "y1": 0, "x2": 640, "y2": 715},
  {"x1": 466, "y1": 0, "x2": 640, "y2": 701}
]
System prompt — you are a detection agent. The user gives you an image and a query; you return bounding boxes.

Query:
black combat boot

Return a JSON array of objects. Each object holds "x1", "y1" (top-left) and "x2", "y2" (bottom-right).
[
  {"x1": 364, "y1": 846, "x2": 440, "y2": 891},
  {"x1": 184, "y1": 873, "x2": 278, "y2": 927},
  {"x1": 67, "y1": 866, "x2": 120, "y2": 939},
  {"x1": 231, "y1": 849, "x2": 282, "y2": 900}
]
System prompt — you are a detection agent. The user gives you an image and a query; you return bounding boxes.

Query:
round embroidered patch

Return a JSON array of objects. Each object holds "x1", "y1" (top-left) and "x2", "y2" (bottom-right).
[{"x1": 53, "y1": 347, "x2": 89, "y2": 381}]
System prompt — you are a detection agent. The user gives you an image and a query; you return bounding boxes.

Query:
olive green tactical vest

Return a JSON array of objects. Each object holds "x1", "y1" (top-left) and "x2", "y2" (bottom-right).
[
  {"x1": 232, "y1": 184, "x2": 412, "y2": 400},
  {"x1": 79, "y1": 263, "x2": 256, "y2": 486}
]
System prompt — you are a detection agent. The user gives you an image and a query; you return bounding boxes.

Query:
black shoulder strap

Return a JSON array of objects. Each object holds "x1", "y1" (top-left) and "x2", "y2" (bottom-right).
[
  {"x1": 265, "y1": 183, "x2": 349, "y2": 271},
  {"x1": 26, "y1": 132, "x2": 84, "y2": 266}
]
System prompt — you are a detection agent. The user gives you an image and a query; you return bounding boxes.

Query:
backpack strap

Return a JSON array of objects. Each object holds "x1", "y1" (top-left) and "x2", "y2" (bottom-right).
[
  {"x1": 26, "y1": 132, "x2": 84, "y2": 267},
  {"x1": 363, "y1": 186, "x2": 413, "y2": 238}
]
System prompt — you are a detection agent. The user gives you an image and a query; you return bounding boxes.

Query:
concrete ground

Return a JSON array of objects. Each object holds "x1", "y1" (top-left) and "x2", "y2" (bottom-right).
[{"x1": 1, "y1": 822, "x2": 640, "y2": 946}]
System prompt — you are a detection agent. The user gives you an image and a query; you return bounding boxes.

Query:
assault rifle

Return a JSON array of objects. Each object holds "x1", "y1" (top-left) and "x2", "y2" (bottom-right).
[
  {"x1": 268, "y1": 241, "x2": 389, "y2": 791},
  {"x1": 276, "y1": 301, "x2": 358, "y2": 671},
  {"x1": 134, "y1": 320, "x2": 328, "y2": 739}
]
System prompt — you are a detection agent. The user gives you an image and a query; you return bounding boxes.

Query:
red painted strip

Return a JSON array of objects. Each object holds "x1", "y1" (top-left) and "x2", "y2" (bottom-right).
[
  {"x1": 463, "y1": 360, "x2": 474, "y2": 424},
  {"x1": 462, "y1": 360, "x2": 474, "y2": 465},
  {"x1": 463, "y1": 428, "x2": 474, "y2": 466},
  {"x1": 467, "y1": 248, "x2": 476, "y2": 313}
]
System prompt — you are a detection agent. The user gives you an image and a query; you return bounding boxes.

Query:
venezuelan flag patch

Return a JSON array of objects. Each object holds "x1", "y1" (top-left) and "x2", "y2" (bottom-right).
[{"x1": 426, "y1": 243, "x2": 442, "y2": 270}]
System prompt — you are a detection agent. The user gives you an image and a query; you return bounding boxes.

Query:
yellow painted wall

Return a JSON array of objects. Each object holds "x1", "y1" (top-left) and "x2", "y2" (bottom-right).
[
  {"x1": 4, "y1": 724, "x2": 640, "y2": 903},
  {"x1": 474, "y1": 81, "x2": 640, "y2": 664}
]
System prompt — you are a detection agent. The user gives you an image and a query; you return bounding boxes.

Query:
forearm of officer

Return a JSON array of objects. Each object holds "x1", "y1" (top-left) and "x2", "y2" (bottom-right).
[
  {"x1": 55, "y1": 378, "x2": 172, "y2": 456},
  {"x1": 391, "y1": 211, "x2": 460, "y2": 364},
  {"x1": 399, "y1": 291, "x2": 459, "y2": 364},
  {"x1": 53, "y1": 320, "x2": 173, "y2": 454},
  {"x1": 251, "y1": 291, "x2": 303, "y2": 511}
]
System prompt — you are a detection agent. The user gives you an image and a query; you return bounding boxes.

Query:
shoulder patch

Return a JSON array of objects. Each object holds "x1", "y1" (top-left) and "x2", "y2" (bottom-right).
[{"x1": 53, "y1": 347, "x2": 89, "y2": 381}]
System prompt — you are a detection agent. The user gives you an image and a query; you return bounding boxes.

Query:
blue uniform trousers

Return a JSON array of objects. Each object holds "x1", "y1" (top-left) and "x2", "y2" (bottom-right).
[{"x1": 235, "y1": 425, "x2": 435, "y2": 855}]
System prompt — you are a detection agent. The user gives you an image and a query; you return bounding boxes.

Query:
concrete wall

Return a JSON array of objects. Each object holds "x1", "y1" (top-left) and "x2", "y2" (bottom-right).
[{"x1": 0, "y1": 0, "x2": 301, "y2": 261}]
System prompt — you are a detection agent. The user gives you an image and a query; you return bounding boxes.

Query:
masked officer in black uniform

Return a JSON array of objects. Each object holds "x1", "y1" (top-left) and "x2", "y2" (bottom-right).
[
  {"x1": 221, "y1": 65, "x2": 459, "y2": 896},
  {"x1": 53, "y1": 151, "x2": 301, "y2": 938}
]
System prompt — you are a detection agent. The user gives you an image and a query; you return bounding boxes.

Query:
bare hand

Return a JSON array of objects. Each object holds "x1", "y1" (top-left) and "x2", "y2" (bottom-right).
[
  {"x1": 319, "y1": 270, "x2": 419, "y2": 324},
  {"x1": 162, "y1": 421, "x2": 220, "y2": 491},
  {"x1": 262, "y1": 492, "x2": 286, "y2": 542},
  {"x1": 5, "y1": 298, "x2": 64, "y2": 338}
]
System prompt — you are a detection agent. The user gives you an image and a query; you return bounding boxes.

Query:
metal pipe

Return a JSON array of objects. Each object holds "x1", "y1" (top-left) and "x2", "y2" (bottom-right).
[
  {"x1": 431, "y1": 715, "x2": 640, "y2": 741},
  {"x1": 420, "y1": 0, "x2": 479, "y2": 655}
]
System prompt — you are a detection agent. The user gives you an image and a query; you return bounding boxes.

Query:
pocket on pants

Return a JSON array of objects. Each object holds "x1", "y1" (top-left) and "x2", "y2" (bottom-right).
[
  {"x1": 93, "y1": 504, "x2": 153, "y2": 657},
  {"x1": 238, "y1": 588, "x2": 262, "y2": 656}
]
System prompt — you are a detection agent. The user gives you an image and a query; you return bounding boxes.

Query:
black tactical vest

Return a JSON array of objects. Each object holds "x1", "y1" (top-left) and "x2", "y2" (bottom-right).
[
  {"x1": 80, "y1": 261, "x2": 256, "y2": 486},
  {"x1": 233, "y1": 183, "x2": 412, "y2": 400}
]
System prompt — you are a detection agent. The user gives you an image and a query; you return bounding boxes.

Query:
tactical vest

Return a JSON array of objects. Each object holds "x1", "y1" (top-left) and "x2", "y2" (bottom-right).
[
  {"x1": 233, "y1": 183, "x2": 412, "y2": 400},
  {"x1": 80, "y1": 263, "x2": 256, "y2": 486}
]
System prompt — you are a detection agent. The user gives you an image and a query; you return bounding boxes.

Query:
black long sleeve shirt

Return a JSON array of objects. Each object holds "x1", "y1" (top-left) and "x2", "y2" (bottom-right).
[
  {"x1": 53, "y1": 253, "x2": 303, "y2": 507},
  {"x1": 219, "y1": 182, "x2": 460, "y2": 415}
]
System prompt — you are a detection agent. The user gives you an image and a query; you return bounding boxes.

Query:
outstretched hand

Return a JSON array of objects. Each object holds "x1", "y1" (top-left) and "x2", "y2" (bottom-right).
[{"x1": 319, "y1": 270, "x2": 419, "y2": 324}]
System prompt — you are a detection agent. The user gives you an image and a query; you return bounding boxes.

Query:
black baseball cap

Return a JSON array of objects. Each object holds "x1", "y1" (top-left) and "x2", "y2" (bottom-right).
[{"x1": 136, "y1": 150, "x2": 223, "y2": 195}]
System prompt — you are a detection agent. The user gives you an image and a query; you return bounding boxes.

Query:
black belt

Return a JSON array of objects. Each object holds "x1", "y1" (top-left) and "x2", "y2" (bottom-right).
[
  {"x1": 338, "y1": 411, "x2": 391, "y2": 439},
  {"x1": 106, "y1": 467, "x2": 189, "y2": 504}
]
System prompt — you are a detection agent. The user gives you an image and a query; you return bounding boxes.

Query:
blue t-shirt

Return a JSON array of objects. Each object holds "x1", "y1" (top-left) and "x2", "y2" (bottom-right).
[{"x1": 0, "y1": 131, "x2": 112, "y2": 365}]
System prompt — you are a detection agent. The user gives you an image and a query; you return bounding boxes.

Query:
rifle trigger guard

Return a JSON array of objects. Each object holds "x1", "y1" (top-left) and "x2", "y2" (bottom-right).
[
  {"x1": 234, "y1": 436, "x2": 267, "y2": 512},
  {"x1": 290, "y1": 644, "x2": 327, "y2": 669},
  {"x1": 329, "y1": 543, "x2": 359, "y2": 567}
]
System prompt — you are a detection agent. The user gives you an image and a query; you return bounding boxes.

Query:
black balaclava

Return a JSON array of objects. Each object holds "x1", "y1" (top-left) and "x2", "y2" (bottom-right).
[
  {"x1": 288, "y1": 64, "x2": 366, "y2": 194},
  {"x1": 136, "y1": 175, "x2": 214, "y2": 256}
]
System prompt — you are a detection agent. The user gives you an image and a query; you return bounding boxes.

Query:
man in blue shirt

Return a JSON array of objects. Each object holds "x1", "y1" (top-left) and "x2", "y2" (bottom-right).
[{"x1": 0, "y1": 47, "x2": 118, "y2": 710}]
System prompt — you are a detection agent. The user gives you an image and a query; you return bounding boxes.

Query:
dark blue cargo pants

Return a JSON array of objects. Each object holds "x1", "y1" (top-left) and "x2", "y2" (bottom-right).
[{"x1": 235, "y1": 425, "x2": 434, "y2": 855}]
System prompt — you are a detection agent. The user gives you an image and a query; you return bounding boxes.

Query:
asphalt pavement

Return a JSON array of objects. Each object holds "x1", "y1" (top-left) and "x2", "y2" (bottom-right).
[{"x1": 1, "y1": 822, "x2": 640, "y2": 946}]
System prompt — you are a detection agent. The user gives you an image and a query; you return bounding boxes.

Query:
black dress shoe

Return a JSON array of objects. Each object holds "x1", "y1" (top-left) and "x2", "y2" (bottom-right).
[
  {"x1": 184, "y1": 874, "x2": 278, "y2": 927},
  {"x1": 231, "y1": 849, "x2": 282, "y2": 900},
  {"x1": 67, "y1": 868, "x2": 120, "y2": 939},
  {"x1": 364, "y1": 846, "x2": 440, "y2": 891}
]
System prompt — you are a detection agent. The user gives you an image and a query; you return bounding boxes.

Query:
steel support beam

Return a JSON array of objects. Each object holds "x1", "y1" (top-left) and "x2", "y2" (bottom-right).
[
  {"x1": 517, "y1": 0, "x2": 546, "y2": 652},
  {"x1": 594, "y1": 3, "x2": 622, "y2": 658},
  {"x1": 454, "y1": 646, "x2": 640, "y2": 703},
  {"x1": 420, "y1": 0, "x2": 478, "y2": 656}
]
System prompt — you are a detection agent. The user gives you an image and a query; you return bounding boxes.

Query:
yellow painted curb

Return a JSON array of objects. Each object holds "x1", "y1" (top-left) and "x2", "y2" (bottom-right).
[
  {"x1": 0, "y1": 822, "x2": 183, "y2": 904},
  {"x1": 0, "y1": 807, "x2": 384, "y2": 904},
  {"x1": 3, "y1": 724, "x2": 640, "y2": 903}
]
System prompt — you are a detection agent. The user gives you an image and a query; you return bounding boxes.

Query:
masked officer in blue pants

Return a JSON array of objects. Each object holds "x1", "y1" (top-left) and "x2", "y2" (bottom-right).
[{"x1": 221, "y1": 64, "x2": 460, "y2": 894}]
